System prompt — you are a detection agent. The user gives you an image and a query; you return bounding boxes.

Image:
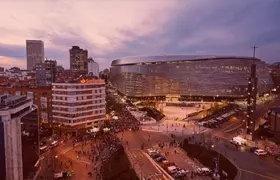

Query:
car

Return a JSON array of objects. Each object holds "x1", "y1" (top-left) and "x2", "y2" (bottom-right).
[
  {"x1": 249, "y1": 147, "x2": 259, "y2": 153},
  {"x1": 195, "y1": 167, "x2": 212, "y2": 176},
  {"x1": 173, "y1": 171, "x2": 186, "y2": 178},
  {"x1": 163, "y1": 161, "x2": 176, "y2": 168},
  {"x1": 167, "y1": 166, "x2": 179, "y2": 174},
  {"x1": 254, "y1": 149, "x2": 267, "y2": 156},
  {"x1": 156, "y1": 156, "x2": 166, "y2": 162},
  {"x1": 173, "y1": 169, "x2": 188, "y2": 178},
  {"x1": 147, "y1": 149, "x2": 158, "y2": 155},
  {"x1": 150, "y1": 152, "x2": 160, "y2": 158}
]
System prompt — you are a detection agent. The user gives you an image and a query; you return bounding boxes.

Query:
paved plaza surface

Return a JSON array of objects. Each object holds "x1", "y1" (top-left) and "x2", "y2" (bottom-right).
[{"x1": 162, "y1": 105, "x2": 200, "y2": 119}]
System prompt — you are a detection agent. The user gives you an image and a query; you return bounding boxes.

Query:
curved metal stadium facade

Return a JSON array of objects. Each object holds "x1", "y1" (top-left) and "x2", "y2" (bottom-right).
[{"x1": 109, "y1": 55, "x2": 273, "y2": 101}]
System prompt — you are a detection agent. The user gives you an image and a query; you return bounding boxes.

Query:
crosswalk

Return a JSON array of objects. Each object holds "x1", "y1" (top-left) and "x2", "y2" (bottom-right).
[
  {"x1": 124, "y1": 149, "x2": 144, "y2": 178},
  {"x1": 125, "y1": 149, "x2": 171, "y2": 180}
]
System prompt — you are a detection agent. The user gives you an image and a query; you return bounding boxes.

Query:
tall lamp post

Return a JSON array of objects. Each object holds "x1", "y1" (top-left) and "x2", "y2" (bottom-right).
[{"x1": 246, "y1": 45, "x2": 258, "y2": 140}]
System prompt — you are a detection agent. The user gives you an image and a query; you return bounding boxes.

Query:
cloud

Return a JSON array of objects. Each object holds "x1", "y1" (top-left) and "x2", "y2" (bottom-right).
[
  {"x1": 0, "y1": 0, "x2": 279, "y2": 70},
  {"x1": 0, "y1": 56, "x2": 26, "y2": 69},
  {"x1": 108, "y1": 0, "x2": 280, "y2": 62}
]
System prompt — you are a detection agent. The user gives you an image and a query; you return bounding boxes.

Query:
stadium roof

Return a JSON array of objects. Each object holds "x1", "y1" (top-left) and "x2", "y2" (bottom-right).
[{"x1": 111, "y1": 55, "x2": 260, "y2": 66}]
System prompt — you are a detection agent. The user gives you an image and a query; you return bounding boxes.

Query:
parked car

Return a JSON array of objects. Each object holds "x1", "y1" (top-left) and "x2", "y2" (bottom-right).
[
  {"x1": 163, "y1": 161, "x2": 176, "y2": 168},
  {"x1": 254, "y1": 149, "x2": 267, "y2": 156},
  {"x1": 156, "y1": 156, "x2": 166, "y2": 162},
  {"x1": 173, "y1": 171, "x2": 185, "y2": 178},
  {"x1": 195, "y1": 167, "x2": 212, "y2": 176},
  {"x1": 150, "y1": 152, "x2": 160, "y2": 158},
  {"x1": 167, "y1": 166, "x2": 178, "y2": 174},
  {"x1": 147, "y1": 149, "x2": 158, "y2": 155},
  {"x1": 249, "y1": 147, "x2": 259, "y2": 153}
]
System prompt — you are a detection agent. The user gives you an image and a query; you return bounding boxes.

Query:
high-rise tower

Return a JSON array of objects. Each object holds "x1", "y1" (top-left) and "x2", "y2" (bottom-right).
[{"x1": 26, "y1": 40, "x2": 44, "y2": 70}]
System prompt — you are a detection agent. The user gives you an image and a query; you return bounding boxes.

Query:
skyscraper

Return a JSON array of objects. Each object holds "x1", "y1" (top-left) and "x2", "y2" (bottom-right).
[
  {"x1": 69, "y1": 46, "x2": 88, "y2": 72},
  {"x1": 26, "y1": 40, "x2": 44, "y2": 70}
]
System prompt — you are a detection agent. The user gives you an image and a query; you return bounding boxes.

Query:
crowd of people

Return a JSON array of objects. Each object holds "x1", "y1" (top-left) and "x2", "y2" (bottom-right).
[
  {"x1": 71, "y1": 131, "x2": 124, "y2": 179},
  {"x1": 71, "y1": 96, "x2": 141, "y2": 179},
  {"x1": 105, "y1": 101, "x2": 140, "y2": 133}
]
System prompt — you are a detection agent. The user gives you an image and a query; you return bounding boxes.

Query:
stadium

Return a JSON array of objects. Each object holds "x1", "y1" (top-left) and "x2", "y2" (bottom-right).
[{"x1": 109, "y1": 55, "x2": 273, "y2": 101}]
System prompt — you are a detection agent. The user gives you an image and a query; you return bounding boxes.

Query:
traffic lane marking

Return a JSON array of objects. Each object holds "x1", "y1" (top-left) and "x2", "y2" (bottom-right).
[
  {"x1": 239, "y1": 168, "x2": 280, "y2": 180},
  {"x1": 142, "y1": 151, "x2": 174, "y2": 180}
]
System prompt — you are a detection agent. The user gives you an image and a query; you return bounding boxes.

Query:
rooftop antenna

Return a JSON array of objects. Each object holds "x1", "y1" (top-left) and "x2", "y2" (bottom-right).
[{"x1": 251, "y1": 45, "x2": 258, "y2": 64}]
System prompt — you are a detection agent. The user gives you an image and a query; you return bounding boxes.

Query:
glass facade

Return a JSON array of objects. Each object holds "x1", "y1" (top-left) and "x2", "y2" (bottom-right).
[{"x1": 109, "y1": 56, "x2": 273, "y2": 98}]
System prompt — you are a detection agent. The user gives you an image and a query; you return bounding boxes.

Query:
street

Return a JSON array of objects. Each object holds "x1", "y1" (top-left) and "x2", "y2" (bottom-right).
[{"x1": 214, "y1": 141, "x2": 280, "y2": 180}]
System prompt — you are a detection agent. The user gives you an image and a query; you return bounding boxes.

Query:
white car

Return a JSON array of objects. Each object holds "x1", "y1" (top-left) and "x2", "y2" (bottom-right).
[
  {"x1": 254, "y1": 149, "x2": 267, "y2": 156},
  {"x1": 147, "y1": 148, "x2": 158, "y2": 155},
  {"x1": 230, "y1": 140, "x2": 242, "y2": 146},
  {"x1": 196, "y1": 167, "x2": 212, "y2": 175}
]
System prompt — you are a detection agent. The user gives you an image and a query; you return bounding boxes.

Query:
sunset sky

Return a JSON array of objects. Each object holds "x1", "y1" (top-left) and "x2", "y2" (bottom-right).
[{"x1": 0, "y1": 0, "x2": 279, "y2": 70}]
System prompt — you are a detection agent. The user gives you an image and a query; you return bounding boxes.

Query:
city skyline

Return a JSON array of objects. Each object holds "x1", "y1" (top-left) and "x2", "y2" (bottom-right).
[{"x1": 0, "y1": 0, "x2": 280, "y2": 70}]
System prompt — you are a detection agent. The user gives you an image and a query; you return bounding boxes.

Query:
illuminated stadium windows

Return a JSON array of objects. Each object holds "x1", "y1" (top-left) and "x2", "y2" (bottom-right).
[{"x1": 109, "y1": 55, "x2": 273, "y2": 99}]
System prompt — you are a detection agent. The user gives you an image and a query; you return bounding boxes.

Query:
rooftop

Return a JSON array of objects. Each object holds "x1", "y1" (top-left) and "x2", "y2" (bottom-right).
[
  {"x1": 111, "y1": 54, "x2": 260, "y2": 66},
  {"x1": 55, "y1": 76, "x2": 104, "y2": 84},
  {"x1": 0, "y1": 95, "x2": 31, "y2": 111}
]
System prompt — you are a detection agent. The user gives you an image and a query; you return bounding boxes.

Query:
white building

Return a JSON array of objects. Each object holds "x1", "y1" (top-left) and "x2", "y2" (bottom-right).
[
  {"x1": 52, "y1": 78, "x2": 106, "y2": 133},
  {"x1": 26, "y1": 40, "x2": 44, "y2": 70},
  {"x1": 87, "y1": 58, "x2": 99, "y2": 77},
  {"x1": 0, "y1": 95, "x2": 37, "y2": 180}
]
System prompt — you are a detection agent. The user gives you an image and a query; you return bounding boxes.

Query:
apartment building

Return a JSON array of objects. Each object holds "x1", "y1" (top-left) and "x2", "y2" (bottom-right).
[
  {"x1": 36, "y1": 60, "x2": 57, "y2": 87},
  {"x1": 69, "y1": 46, "x2": 88, "y2": 72},
  {"x1": 52, "y1": 77, "x2": 106, "y2": 134},
  {"x1": 0, "y1": 95, "x2": 39, "y2": 180}
]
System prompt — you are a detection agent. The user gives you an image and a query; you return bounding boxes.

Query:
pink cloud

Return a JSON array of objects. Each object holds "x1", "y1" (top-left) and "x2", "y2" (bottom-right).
[{"x1": 0, "y1": 56, "x2": 26, "y2": 69}]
